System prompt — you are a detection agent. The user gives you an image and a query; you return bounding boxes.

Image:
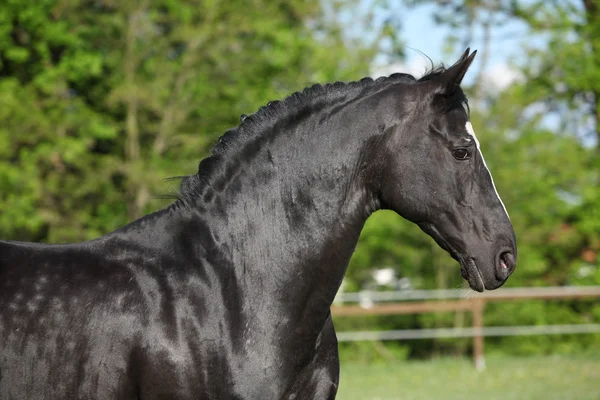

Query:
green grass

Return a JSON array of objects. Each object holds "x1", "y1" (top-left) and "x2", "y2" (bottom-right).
[{"x1": 338, "y1": 355, "x2": 600, "y2": 400}]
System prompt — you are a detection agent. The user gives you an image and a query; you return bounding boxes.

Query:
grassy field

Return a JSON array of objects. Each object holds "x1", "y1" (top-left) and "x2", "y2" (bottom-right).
[{"x1": 337, "y1": 355, "x2": 600, "y2": 400}]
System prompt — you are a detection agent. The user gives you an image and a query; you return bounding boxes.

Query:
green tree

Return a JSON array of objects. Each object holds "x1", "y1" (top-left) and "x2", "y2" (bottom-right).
[{"x1": 0, "y1": 0, "x2": 391, "y2": 242}]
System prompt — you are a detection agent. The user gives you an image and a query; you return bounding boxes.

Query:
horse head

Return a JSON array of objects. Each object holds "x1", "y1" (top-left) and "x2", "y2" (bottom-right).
[{"x1": 373, "y1": 49, "x2": 516, "y2": 291}]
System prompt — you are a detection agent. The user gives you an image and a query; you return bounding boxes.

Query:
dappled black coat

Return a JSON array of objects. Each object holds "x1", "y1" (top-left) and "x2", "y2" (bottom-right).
[{"x1": 0, "y1": 49, "x2": 516, "y2": 399}]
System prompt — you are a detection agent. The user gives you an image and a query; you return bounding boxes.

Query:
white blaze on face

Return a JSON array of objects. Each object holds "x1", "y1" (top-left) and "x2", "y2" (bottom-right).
[{"x1": 466, "y1": 121, "x2": 510, "y2": 219}]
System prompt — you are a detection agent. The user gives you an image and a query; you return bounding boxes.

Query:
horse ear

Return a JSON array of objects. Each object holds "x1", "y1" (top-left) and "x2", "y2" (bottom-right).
[{"x1": 435, "y1": 48, "x2": 477, "y2": 95}]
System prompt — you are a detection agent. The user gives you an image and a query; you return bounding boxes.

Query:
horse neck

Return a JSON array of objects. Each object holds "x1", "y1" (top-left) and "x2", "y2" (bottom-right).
[{"x1": 196, "y1": 108, "x2": 382, "y2": 333}]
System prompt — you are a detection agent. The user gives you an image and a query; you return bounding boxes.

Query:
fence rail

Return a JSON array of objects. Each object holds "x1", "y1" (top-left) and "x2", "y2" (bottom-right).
[
  {"x1": 336, "y1": 323, "x2": 600, "y2": 341},
  {"x1": 333, "y1": 285, "x2": 600, "y2": 303},
  {"x1": 331, "y1": 286, "x2": 600, "y2": 370}
]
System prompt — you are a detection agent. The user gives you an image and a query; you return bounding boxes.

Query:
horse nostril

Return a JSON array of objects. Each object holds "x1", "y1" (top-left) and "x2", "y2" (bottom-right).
[
  {"x1": 497, "y1": 251, "x2": 515, "y2": 280},
  {"x1": 503, "y1": 252, "x2": 515, "y2": 271}
]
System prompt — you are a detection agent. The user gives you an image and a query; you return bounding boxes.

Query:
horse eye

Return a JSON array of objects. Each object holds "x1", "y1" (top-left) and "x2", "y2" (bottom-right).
[{"x1": 453, "y1": 148, "x2": 469, "y2": 160}]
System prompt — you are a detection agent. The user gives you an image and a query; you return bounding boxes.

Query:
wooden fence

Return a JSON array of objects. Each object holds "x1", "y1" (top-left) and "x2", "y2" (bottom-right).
[{"x1": 330, "y1": 286, "x2": 600, "y2": 370}]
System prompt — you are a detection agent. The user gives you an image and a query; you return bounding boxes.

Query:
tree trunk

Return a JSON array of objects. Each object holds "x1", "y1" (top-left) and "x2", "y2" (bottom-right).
[
  {"x1": 583, "y1": 0, "x2": 600, "y2": 152},
  {"x1": 124, "y1": 2, "x2": 146, "y2": 221}
]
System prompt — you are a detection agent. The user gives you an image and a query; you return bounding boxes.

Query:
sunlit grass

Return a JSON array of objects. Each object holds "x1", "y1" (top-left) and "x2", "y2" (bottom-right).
[{"x1": 338, "y1": 355, "x2": 600, "y2": 400}]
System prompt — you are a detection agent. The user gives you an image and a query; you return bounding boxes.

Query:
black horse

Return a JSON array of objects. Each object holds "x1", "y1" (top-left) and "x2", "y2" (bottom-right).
[{"x1": 0, "y1": 49, "x2": 516, "y2": 399}]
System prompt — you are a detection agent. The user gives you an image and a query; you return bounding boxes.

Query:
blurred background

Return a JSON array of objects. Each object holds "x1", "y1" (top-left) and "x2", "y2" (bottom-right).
[{"x1": 0, "y1": 0, "x2": 598, "y2": 399}]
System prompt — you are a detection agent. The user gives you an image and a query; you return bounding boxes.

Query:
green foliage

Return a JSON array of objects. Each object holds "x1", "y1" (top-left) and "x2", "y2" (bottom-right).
[
  {"x1": 484, "y1": 301, "x2": 600, "y2": 355},
  {"x1": 338, "y1": 341, "x2": 411, "y2": 364},
  {"x1": 0, "y1": 0, "x2": 388, "y2": 242},
  {"x1": 1, "y1": 0, "x2": 599, "y2": 359}
]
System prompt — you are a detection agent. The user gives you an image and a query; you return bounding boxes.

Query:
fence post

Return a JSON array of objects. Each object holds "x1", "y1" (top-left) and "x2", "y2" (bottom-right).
[{"x1": 472, "y1": 298, "x2": 486, "y2": 371}]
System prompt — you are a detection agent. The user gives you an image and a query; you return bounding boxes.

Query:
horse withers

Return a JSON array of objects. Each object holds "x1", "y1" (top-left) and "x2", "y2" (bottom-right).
[{"x1": 0, "y1": 49, "x2": 516, "y2": 399}]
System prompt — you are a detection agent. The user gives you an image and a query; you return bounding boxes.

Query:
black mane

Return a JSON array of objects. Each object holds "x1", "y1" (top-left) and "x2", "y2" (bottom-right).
[{"x1": 178, "y1": 65, "x2": 466, "y2": 203}]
